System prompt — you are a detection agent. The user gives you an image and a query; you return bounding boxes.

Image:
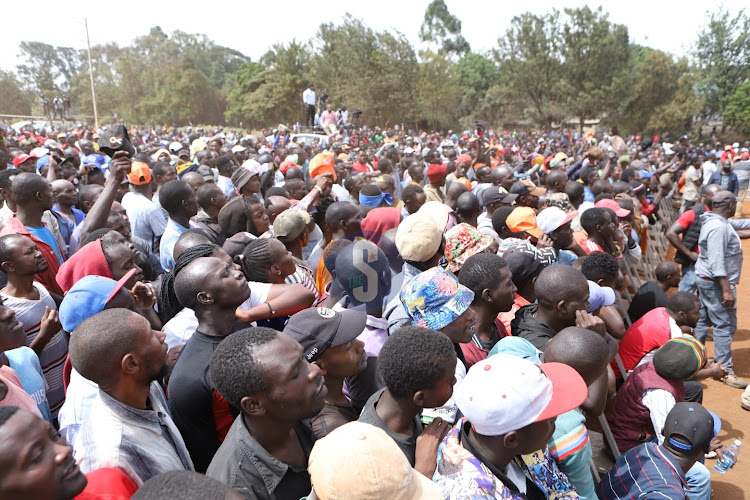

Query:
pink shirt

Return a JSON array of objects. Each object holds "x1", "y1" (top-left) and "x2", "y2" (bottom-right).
[{"x1": 0, "y1": 365, "x2": 42, "y2": 416}]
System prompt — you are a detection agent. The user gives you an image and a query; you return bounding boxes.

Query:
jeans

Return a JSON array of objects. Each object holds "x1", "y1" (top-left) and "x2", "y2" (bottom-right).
[
  {"x1": 686, "y1": 461, "x2": 711, "y2": 500},
  {"x1": 679, "y1": 264, "x2": 697, "y2": 294},
  {"x1": 696, "y1": 278, "x2": 737, "y2": 373}
]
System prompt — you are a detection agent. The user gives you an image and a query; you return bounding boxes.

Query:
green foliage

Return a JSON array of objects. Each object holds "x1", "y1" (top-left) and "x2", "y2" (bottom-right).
[
  {"x1": 0, "y1": 71, "x2": 34, "y2": 115},
  {"x1": 693, "y1": 8, "x2": 750, "y2": 115},
  {"x1": 723, "y1": 81, "x2": 750, "y2": 136},
  {"x1": 17, "y1": 41, "x2": 81, "y2": 93},
  {"x1": 419, "y1": 0, "x2": 471, "y2": 57},
  {"x1": 416, "y1": 51, "x2": 462, "y2": 129}
]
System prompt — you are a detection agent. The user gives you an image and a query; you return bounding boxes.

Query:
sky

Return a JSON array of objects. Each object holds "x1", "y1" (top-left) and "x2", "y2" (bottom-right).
[{"x1": 1, "y1": 0, "x2": 744, "y2": 72}]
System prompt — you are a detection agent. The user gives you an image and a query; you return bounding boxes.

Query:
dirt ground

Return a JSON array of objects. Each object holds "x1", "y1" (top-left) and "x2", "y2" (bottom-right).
[
  {"x1": 589, "y1": 209, "x2": 750, "y2": 498},
  {"x1": 702, "y1": 234, "x2": 750, "y2": 498}
]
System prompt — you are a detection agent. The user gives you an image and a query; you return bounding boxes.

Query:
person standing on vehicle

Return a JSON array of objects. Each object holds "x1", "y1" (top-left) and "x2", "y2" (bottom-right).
[{"x1": 303, "y1": 84, "x2": 316, "y2": 128}]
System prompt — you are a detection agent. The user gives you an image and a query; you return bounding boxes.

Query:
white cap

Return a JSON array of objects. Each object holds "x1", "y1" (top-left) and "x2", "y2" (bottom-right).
[
  {"x1": 241, "y1": 159, "x2": 262, "y2": 177},
  {"x1": 403, "y1": 147, "x2": 414, "y2": 155},
  {"x1": 453, "y1": 354, "x2": 587, "y2": 436},
  {"x1": 232, "y1": 144, "x2": 247, "y2": 153},
  {"x1": 169, "y1": 141, "x2": 183, "y2": 153},
  {"x1": 536, "y1": 207, "x2": 577, "y2": 234}
]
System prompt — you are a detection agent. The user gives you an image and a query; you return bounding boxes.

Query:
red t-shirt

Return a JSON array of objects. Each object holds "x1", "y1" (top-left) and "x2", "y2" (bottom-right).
[
  {"x1": 76, "y1": 468, "x2": 138, "y2": 499},
  {"x1": 352, "y1": 161, "x2": 372, "y2": 173},
  {"x1": 674, "y1": 205, "x2": 709, "y2": 254},
  {"x1": 613, "y1": 307, "x2": 672, "y2": 378},
  {"x1": 580, "y1": 238, "x2": 605, "y2": 254}
]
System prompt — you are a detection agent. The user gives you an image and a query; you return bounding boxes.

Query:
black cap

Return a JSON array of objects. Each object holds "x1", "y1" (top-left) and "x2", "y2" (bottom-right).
[
  {"x1": 503, "y1": 246, "x2": 544, "y2": 284},
  {"x1": 283, "y1": 308, "x2": 367, "y2": 362},
  {"x1": 663, "y1": 402, "x2": 720, "y2": 452},
  {"x1": 98, "y1": 124, "x2": 135, "y2": 158}
]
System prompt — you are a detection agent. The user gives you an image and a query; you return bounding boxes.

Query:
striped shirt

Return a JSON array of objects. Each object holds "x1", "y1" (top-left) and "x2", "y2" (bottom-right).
[
  {"x1": 596, "y1": 443, "x2": 688, "y2": 499},
  {"x1": 1, "y1": 282, "x2": 67, "y2": 419},
  {"x1": 286, "y1": 257, "x2": 320, "y2": 301}
]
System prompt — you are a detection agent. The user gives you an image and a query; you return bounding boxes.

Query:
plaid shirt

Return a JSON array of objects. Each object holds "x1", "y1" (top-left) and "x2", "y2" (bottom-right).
[{"x1": 73, "y1": 381, "x2": 194, "y2": 486}]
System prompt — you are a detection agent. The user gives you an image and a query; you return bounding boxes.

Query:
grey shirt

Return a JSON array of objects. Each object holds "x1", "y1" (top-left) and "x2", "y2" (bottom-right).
[
  {"x1": 206, "y1": 415, "x2": 315, "y2": 500},
  {"x1": 695, "y1": 212, "x2": 744, "y2": 284},
  {"x1": 383, "y1": 262, "x2": 422, "y2": 335}
]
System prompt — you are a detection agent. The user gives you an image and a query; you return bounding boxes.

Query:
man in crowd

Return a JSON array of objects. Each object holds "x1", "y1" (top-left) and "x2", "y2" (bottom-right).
[{"x1": 121, "y1": 162, "x2": 167, "y2": 255}]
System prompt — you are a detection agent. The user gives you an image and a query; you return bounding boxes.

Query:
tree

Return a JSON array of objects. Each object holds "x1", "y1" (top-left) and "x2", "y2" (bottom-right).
[
  {"x1": 17, "y1": 42, "x2": 81, "y2": 93},
  {"x1": 415, "y1": 51, "x2": 462, "y2": 130},
  {"x1": 0, "y1": 71, "x2": 34, "y2": 115},
  {"x1": 693, "y1": 8, "x2": 750, "y2": 115},
  {"x1": 723, "y1": 81, "x2": 750, "y2": 136},
  {"x1": 559, "y1": 6, "x2": 631, "y2": 133},
  {"x1": 454, "y1": 53, "x2": 501, "y2": 123},
  {"x1": 419, "y1": 0, "x2": 470, "y2": 58},
  {"x1": 495, "y1": 11, "x2": 565, "y2": 127}
]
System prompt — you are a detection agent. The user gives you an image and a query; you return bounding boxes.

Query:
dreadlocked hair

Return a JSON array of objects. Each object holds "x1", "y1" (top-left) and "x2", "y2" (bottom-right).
[
  {"x1": 158, "y1": 243, "x2": 220, "y2": 324},
  {"x1": 235, "y1": 239, "x2": 274, "y2": 283}
]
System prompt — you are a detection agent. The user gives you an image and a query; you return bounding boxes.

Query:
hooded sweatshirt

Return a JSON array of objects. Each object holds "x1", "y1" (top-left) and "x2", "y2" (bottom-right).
[{"x1": 511, "y1": 304, "x2": 558, "y2": 352}]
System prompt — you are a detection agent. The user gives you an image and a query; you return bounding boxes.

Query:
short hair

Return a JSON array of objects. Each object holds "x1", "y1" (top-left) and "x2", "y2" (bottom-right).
[
  {"x1": 378, "y1": 326, "x2": 456, "y2": 399},
  {"x1": 174, "y1": 229, "x2": 213, "y2": 259},
  {"x1": 0, "y1": 168, "x2": 20, "y2": 190},
  {"x1": 491, "y1": 206, "x2": 516, "y2": 234},
  {"x1": 158, "y1": 244, "x2": 220, "y2": 323},
  {"x1": 209, "y1": 327, "x2": 278, "y2": 407},
  {"x1": 325, "y1": 201, "x2": 357, "y2": 230},
  {"x1": 11, "y1": 173, "x2": 48, "y2": 204},
  {"x1": 545, "y1": 170, "x2": 567, "y2": 189},
  {"x1": 132, "y1": 471, "x2": 233, "y2": 500},
  {"x1": 580, "y1": 207, "x2": 608, "y2": 234},
  {"x1": 284, "y1": 178, "x2": 305, "y2": 194},
  {"x1": 215, "y1": 155, "x2": 234, "y2": 175},
  {"x1": 591, "y1": 179, "x2": 613, "y2": 197},
  {"x1": 69, "y1": 309, "x2": 145, "y2": 386},
  {"x1": 456, "y1": 192, "x2": 479, "y2": 217},
  {"x1": 78, "y1": 183, "x2": 103, "y2": 206},
  {"x1": 545, "y1": 327, "x2": 610, "y2": 382},
  {"x1": 0, "y1": 234, "x2": 26, "y2": 265},
  {"x1": 535, "y1": 265, "x2": 588, "y2": 308},
  {"x1": 667, "y1": 291, "x2": 700, "y2": 314},
  {"x1": 360, "y1": 183, "x2": 382, "y2": 197},
  {"x1": 401, "y1": 184, "x2": 424, "y2": 203},
  {"x1": 407, "y1": 163, "x2": 422, "y2": 178},
  {"x1": 159, "y1": 180, "x2": 193, "y2": 215},
  {"x1": 323, "y1": 239, "x2": 353, "y2": 272},
  {"x1": 580, "y1": 252, "x2": 619, "y2": 283},
  {"x1": 564, "y1": 181, "x2": 584, "y2": 203},
  {"x1": 265, "y1": 186, "x2": 290, "y2": 198},
  {"x1": 579, "y1": 167, "x2": 597, "y2": 184},
  {"x1": 458, "y1": 253, "x2": 508, "y2": 297},
  {"x1": 343, "y1": 174, "x2": 362, "y2": 192},
  {"x1": 237, "y1": 239, "x2": 273, "y2": 282},
  {"x1": 196, "y1": 183, "x2": 223, "y2": 210},
  {"x1": 621, "y1": 167, "x2": 638, "y2": 183},
  {"x1": 655, "y1": 261, "x2": 679, "y2": 282},
  {"x1": 152, "y1": 161, "x2": 173, "y2": 179},
  {"x1": 78, "y1": 228, "x2": 116, "y2": 249}
]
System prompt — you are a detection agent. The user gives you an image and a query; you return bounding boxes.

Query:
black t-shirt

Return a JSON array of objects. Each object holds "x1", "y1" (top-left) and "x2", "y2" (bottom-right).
[
  {"x1": 311, "y1": 401, "x2": 360, "y2": 439},
  {"x1": 358, "y1": 388, "x2": 422, "y2": 466},
  {"x1": 168, "y1": 331, "x2": 238, "y2": 472},
  {"x1": 627, "y1": 281, "x2": 668, "y2": 324}
]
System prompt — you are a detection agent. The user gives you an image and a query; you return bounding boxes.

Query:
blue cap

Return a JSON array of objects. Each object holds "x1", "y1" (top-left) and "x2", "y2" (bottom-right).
[
  {"x1": 488, "y1": 336, "x2": 543, "y2": 365},
  {"x1": 58, "y1": 270, "x2": 135, "y2": 333}
]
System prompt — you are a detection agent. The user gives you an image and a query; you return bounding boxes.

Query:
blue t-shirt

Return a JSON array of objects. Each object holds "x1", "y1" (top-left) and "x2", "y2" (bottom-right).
[
  {"x1": 5, "y1": 347, "x2": 53, "y2": 422},
  {"x1": 26, "y1": 225, "x2": 64, "y2": 264}
]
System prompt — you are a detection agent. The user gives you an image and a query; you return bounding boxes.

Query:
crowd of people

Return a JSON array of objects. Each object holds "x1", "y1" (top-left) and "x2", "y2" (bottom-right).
[{"x1": 0, "y1": 116, "x2": 747, "y2": 499}]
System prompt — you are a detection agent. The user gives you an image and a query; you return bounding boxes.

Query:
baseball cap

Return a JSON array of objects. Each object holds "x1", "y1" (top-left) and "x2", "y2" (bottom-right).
[
  {"x1": 98, "y1": 124, "x2": 135, "y2": 158},
  {"x1": 283, "y1": 307, "x2": 367, "y2": 362},
  {"x1": 12, "y1": 153, "x2": 37, "y2": 168},
  {"x1": 231, "y1": 144, "x2": 247, "y2": 154},
  {"x1": 197, "y1": 165, "x2": 215, "y2": 182},
  {"x1": 128, "y1": 162, "x2": 152, "y2": 185},
  {"x1": 536, "y1": 207, "x2": 577, "y2": 234},
  {"x1": 663, "y1": 403, "x2": 721, "y2": 452},
  {"x1": 399, "y1": 267, "x2": 474, "y2": 331},
  {"x1": 403, "y1": 147, "x2": 414, "y2": 155},
  {"x1": 453, "y1": 353, "x2": 587, "y2": 436},
  {"x1": 395, "y1": 214, "x2": 443, "y2": 263},
  {"x1": 273, "y1": 209, "x2": 310, "y2": 242},
  {"x1": 444, "y1": 223, "x2": 495, "y2": 273},
  {"x1": 503, "y1": 247, "x2": 544, "y2": 283},
  {"x1": 58, "y1": 270, "x2": 136, "y2": 333},
  {"x1": 506, "y1": 207, "x2": 542, "y2": 238},
  {"x1": 169, "y1": 141, "x2": 183, "y2": 153},
  {"x1": 482, "y1": 187, "x2": 506, "y2": 206},
  {"x1": 510, "y1": 179, "x2": 546, "y2": 197},
  {"x1": 308, "y1": 422, "x2": 442, "y2": 500},
  {"x1": 595, "y1": 198, "x2": 630, "y2": 218},
  {"x1": 488, "y1": 336, "x2": 543, "y2": 365},
  {"x1": 654, "y1": 336, "x2": 706, "y2": 380},
  {"x1": 554, "y1": 152, "x2": 569, "y2": 161},
  {"x1": 587, "y1": 281, "x2": 615, "y2": 312}
]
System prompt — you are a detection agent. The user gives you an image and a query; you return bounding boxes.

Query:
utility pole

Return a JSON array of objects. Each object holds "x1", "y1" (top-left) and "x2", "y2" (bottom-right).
[{"x1": 85, "y1": 18, "x2": 100, "y2": 129}]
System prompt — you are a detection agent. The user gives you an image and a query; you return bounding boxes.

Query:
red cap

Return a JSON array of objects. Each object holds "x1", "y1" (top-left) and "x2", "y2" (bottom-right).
[
  {"x1": 12, "y1": 153, "x2": 37, "y2": 168},
  {"x1": 595, "y1": 198, "x2": 631, "y2": 218}
]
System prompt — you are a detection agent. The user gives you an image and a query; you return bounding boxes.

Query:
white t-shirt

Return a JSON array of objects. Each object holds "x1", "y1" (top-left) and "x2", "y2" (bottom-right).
[{"x1": 162, "y1": 281, "x2": 272, "y2": 351}]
